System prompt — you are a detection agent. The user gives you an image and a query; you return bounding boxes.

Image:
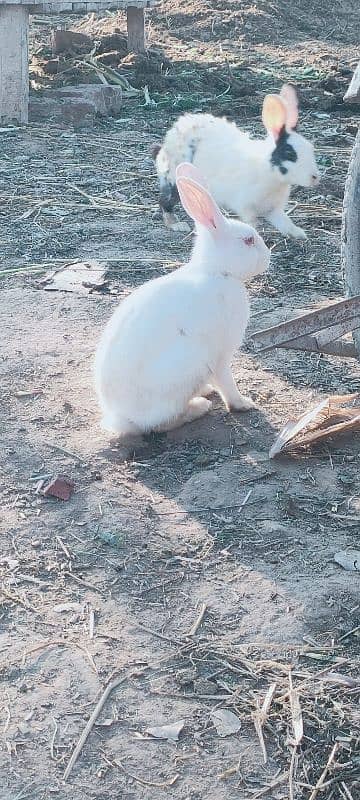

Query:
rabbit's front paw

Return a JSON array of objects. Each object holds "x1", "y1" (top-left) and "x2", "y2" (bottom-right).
[{"x1": 229, "y1": 394, "x2": 256, "y2": 412}]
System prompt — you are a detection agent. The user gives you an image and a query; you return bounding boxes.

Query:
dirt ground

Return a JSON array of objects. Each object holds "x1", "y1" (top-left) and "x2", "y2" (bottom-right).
[{"x1": 1, "y1": 2, "x2": 360, "y2": 799}]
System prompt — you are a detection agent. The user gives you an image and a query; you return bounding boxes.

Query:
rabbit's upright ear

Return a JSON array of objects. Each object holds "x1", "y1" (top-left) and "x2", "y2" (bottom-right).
[
  {"x1": 280, "y1": 84, "x2": 299, "y2": 130},
  {"x1": 262, "y1": 94, "x2": 287, "y2": 141},
  {"x1": 176, "y1": 162, "x2": 209, "y2": 189},
  {"x1": 176, "y1": 176, "x2": 225, "y2": 232}
]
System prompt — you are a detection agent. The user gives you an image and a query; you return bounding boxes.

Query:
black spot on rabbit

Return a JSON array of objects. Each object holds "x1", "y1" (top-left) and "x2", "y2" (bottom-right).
[
  {"x1": 271, "y1": 127, "x2": 297, "y2": 175},
  {"x1": 159, "y1": 178, "x2": 180, "y2": 213},
  {"x1": 151, "y1": 143, "x2": 162, "y2": 160},
  {"x1": 188, "y1": 139, "x2": 197, "y2": 162}
]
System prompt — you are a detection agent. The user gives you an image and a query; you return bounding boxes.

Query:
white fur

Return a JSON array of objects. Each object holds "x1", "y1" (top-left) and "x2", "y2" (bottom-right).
[
  {"x1": 155, "y1": 86, "x2": 320, "y2": 239},
  {"x1": 95, "y1": 165, "x2": 270, "y2": 437}
]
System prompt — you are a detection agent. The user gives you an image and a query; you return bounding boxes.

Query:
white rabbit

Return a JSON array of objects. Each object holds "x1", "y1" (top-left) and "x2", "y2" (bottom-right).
[
  {"x1": 94, "y1": 162, "x2": 270, "y2": 437},
  {"x1": 153, "y1": 84, "x2": 320, "y2": 240}
]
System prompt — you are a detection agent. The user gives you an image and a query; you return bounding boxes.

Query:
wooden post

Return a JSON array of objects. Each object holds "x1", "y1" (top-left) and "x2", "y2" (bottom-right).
[
  {"x1": 127, "y1": 5, "x2": 146, "y2": 54},
  {"x1": 344, "y1": 62, "x2": 360, "y2": 103},
  {"x1": 342, "y1": 128, "x2": 360, "y2": 359},
  {"x1": 0, "y1": 4, "x2": 29, "y2": 124}
]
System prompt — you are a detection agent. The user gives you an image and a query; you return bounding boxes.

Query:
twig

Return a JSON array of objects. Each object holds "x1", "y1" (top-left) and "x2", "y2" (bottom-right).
[
  {"x1": 289, "y1": 670, "x2": 303, "y2": 745},
  {"x1": 252, "y1": 682, "x2": 277, "y2": 763},
  {"x1": 289, "y1": 745, "x2": 297, "y2": 800},
  {"x1": 13, "y1": 784, "x2": 37, "y2": 800},
  {"x1": 338, "y1": 625, "x2": 360, "y2": 642},
  {"x1": 253, "y1": 700, "x2": 268, "y2": 764},
  {"x1": 81, "y1": 644, "x2": 98, "y2": 673},
  {"x1": 89, "y1": 606, "x2": 95, "y2": 640},
  {"x1": 63, "y1": 673, "x2": 127, "y2": 781},
  {"x1": 50, "y1": 717, "x2": 58, "y2": 760},
  {"x1": 0, "y1": 587, "x2": 38, "y2": 613},
  {"x1": 64, "y1": 571, "x2": 104, "y2": 594},
  {"x1": 187, "y1": 602, "x2": 207, "y2": 636},
  {"x1": 102, "y1": 753, "x2": 179, "y2": 788},
  {"x1": 15, "y1": 573, "x2": 50, "y2": 588},
  {"x1": 218, "y1": 753, "x2": 243, "y2": 780},
  {"x1": 56, "y1": 536, "x2": 71, "y2": 560},
  {"x1": 45, "y1": 442, "x2": 84, "y2": 462},
  {"x1": 136, "y1": 622, "x2": 183, "y2": 647},
  {"x1": 308, "y1": 742, "x2": 340, "y2": 800},
  {"x1": 22, "y1": 638, "x2": 98, "y2": 673},
  {"x1": 251, "y1": 772, "x2": 288, "y2": 798},
  {"x1": 239, "y1": 487, "x2": 253, "y2": 510},
  {"x1": 341, "y1": 782, "x2": 355, "y2": 800}
]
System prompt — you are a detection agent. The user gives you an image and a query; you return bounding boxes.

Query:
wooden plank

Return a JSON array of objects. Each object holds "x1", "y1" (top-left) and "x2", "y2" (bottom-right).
[
  {"x1": 315, "y1": 318, "x2": 360, "y2": 346},
  {"x1": 276, "y1": 334, "x2": 358, "y2": 359},
  {"x1": 127, "y1": 4, "x2": 145, "y2": 52},
  {"x1": 2, "y1": 0, "x2": 156, "y2": 5},
  {"x1": 27, "y1": 0, "x2": 157, "y2": 8},
  {"x1": 252, "y1": 296, "x2": 360, "y2": 351},
  {"x1": 342, "y1": 129, "x2": 360, "y2": 358},
  {"x1": 0, "y1": 4, "x2": 29, "y2": 124},
  {"x1": 344, "y1": 61, "x2": 360, "y2": 104}
]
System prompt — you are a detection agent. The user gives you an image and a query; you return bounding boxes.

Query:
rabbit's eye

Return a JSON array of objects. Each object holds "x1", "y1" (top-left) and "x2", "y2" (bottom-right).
[{"x1": 244, "y1": 236, "x2": 255, "y2": 246}]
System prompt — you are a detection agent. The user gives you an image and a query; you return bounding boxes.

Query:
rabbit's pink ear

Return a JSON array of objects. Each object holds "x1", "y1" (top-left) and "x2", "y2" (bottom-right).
[
  {"x1": 262, "y1": 94, "x2": 287, "y2": 140},
  {"x1": 176, "y1": 162, "x2": 209, "y2": 190},
  {"x1": 280, "y1": 84, "x2": 299, "y2": 130},
  {"x1": 176, "y1": 176, "x2": 224, "y2": 232}
]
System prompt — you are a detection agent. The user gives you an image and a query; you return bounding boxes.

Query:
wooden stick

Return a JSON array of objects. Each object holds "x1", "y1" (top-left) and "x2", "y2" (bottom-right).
[
  {"x1": 136, "y1": 622, "x2": 183, "y2": 647},
  {"x1": 187, "y1": 603, "x2": 207, "y2": 636},
  {"x1": 46, "y1": 442, "x2": 84, "y2": 462},
  {"x1": 308, "y1": 742, "x2": 340, "y2": 800},
  {"x1": 63, "y1": 673, "x2": 127, "y2": 781},
  {"x1": 102, "y1": 753, "x2": 179, "y2": 788}
]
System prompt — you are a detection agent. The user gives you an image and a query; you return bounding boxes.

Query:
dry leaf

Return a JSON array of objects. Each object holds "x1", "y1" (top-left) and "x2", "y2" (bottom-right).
[
  {"x1": 144, "y1": 720, "x2": 185, "y2": 741},
  {"x1": 41, "y1": 260, "x2": 107, "y2": 294},
  {"x1": 270, "y1": 394, "x2": 360, "y2": 458},
  {"x1": 334, "y1": 550, "x2": 360, "y2": 571},
  {"x1": 210, "y1": 709, "x2": 241, "y2": 737}
]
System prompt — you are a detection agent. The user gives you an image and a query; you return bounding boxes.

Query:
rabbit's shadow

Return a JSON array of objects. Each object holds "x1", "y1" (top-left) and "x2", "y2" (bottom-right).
[{"x1": 97, "y1": 403, "x2": 278, "y2": 488}]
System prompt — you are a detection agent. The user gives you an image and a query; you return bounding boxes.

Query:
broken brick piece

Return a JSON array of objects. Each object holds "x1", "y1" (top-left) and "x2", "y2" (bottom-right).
[
  {"x1": 42, "y1": 475, "x2": 74, "y2": 501},
  {"x1": 51, "y1": 29, "x2": 93, "y2": 56}
]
